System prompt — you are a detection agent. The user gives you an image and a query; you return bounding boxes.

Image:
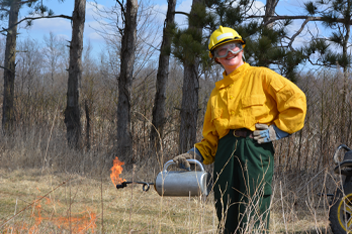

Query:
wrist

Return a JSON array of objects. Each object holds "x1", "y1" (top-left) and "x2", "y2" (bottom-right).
[
  {"x1": 187, "y1": 148, "x2": 203, "y2": 162},
  {"x1": 272, "y1": 125, "x2": 290, "y2": 140}
]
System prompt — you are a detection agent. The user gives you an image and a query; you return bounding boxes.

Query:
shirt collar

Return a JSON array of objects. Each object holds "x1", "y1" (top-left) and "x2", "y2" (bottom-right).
[{"x1": 215, "y1": 63, "x2": 250, "y2": 90}]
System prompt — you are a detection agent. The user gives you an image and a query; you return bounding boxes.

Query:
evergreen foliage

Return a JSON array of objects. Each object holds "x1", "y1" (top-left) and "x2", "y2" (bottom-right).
[
  {"x1": 172, "y1": 1, "x2": 210, "y2": 66},
  {"x1": 206, "y1": 0, "x2": 306, "y2": 81},
  {"x1": 0, "y1": 0, "x2": 56, "y2": 28},
  {"x1": 172, "y1": 27, "x2": 206, "y2": 65},
  {"x1": 303, "y1": 0, "x2": 352, "y2": 71},
  {"x1": 172, "y1": 0, "x2": 308, "y2": 82}
]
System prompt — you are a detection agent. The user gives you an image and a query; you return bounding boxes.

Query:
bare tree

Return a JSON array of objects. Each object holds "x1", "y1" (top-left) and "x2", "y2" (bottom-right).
[
  {"x1": 150, "y1": 0, "x2": 176, "y2": 152},
  {"x1": 64, "y1": 0, "x2": 86, "y2": 149},
  {"x1": 43, "y1": 32, "x2": 65, "y2": 89},
  {"x1": 15, "y1": 39, "x2": 41, "y2": 127},
  {"x1": 117, "y1": 0, "x2": 138, "y2": 163}
]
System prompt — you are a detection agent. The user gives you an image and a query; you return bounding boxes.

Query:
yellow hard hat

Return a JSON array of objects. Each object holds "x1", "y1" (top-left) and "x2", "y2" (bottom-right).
[{"x1": 208, "y1": 26, "x2": 246, "y2": 58}]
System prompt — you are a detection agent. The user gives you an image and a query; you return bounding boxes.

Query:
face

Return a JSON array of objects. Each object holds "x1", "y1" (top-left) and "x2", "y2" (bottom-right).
[{"x1": 214, "y1": 42, "x2": 244, "y2": 75}]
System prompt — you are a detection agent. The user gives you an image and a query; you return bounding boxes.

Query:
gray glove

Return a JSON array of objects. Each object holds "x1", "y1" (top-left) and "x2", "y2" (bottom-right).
[
  {"x1": 173, "y1": 152, "x2": 203, "y2": 170},
  {"x1": 253, "y1": 123, "x2": 289, "y2": 144},
  {"x1": 173, "y1": 153, "x2": 192, "y2": 170}
]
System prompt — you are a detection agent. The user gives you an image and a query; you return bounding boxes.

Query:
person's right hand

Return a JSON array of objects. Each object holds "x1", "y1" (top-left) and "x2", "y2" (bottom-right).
[{"x1": 173, "y1": 153, "x2": 192, "y2": 170}]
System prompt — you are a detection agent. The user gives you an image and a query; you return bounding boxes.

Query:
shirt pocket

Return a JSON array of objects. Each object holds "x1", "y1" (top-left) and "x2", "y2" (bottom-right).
[{"x1": 242, "y1": 95, "x2": 267, "y2": 119}]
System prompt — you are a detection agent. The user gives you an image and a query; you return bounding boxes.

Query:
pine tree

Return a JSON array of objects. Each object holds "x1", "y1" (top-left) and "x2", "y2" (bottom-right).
[
  {"x1": 206, "y1": 0, "x2": 305, "y2": 81},
  {"x1": 303, "y1": 0, "x2": 352, "y2": 143},
  {"x1": 303, "y1": 0, "x2": 351, "y2": 72},
  {"x1": 172, "y1": 0, "x2": 210, "y2": 153}
]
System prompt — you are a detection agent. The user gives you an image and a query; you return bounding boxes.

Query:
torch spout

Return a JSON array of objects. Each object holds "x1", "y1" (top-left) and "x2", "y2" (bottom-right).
[
  {"x1": 115, "y1": 181, "x2": 154, "y2": 192},
  {"x1": 116, "y1": 182, "x2": 127, "y2": 189}
]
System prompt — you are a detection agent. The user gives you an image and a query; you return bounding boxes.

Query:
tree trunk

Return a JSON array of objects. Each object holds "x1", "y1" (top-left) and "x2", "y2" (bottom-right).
[
  {"x1": 178, "y1": 0, "x2": 203, "y2": 153},
  {"x1": 179, "y1": 63, "x2": 199, "y2": 153},
  {"x1": 85, "y1": 100, "x2": 90, "y2": 150},
  {"x1": 64, "y1": 0, "x2": 86, "y2": 149},
  {"x1": 2, "y1": 0, "x2": 20, "y2": 134},
  {"x1": 117, "y1": 0, "x2": 138, "y2": 163},
  {"x1": 340, "y1": 9, "x2": 350, "y2": 143},
  {"x1": 150, "y1": 0, "x2": 176, "y2": 152},
  {"x1": 263, "y1": 0, "x2": 279, "y2": 28}
]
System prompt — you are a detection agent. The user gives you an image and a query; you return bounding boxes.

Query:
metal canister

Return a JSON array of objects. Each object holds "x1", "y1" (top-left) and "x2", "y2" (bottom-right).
[{"x1": 155, "y1": 159, "x2": 211, "y2": 197}]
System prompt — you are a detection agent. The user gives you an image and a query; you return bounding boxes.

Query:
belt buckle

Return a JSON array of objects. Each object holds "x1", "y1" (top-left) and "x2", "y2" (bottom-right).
[{"x1": 233, "y1": 130, "x2": 240, "y2": 137}]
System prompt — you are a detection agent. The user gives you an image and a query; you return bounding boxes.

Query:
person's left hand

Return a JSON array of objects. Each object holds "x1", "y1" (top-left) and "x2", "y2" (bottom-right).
[{"x1": 253, "y1": 124, "x2": 289, "y2": 144}]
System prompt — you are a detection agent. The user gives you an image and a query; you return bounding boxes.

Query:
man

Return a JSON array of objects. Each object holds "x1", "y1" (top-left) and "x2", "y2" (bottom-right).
[{"x1": 173, "y1": 26, "x2": 307, "y2": 233}]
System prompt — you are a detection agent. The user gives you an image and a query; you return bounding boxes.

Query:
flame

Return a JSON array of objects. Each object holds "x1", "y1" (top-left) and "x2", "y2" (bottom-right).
[
  {"x1": 110, "y1": 156, "x2": 126, "y2": 186},
  {"x1": 5, "y1": 196, "x2": 97, "y2": 233}
]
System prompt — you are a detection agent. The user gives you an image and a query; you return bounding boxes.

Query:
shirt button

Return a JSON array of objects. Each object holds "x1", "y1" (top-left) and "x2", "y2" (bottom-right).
[
  {"x1": 231, "y1": 111, "x2": 235, "y2": 115},
  {"x1": 229, "y1": 95, "x2": 234, "y2": 99}
]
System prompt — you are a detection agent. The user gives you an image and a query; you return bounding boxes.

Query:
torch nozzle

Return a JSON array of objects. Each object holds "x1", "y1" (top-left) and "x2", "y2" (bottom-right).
[
  {"x1": 116, "y1": 182, "x2": 128, "y2": 189},
  {"x1": 115, "y1": 181, "x2": 154, "y2": 192}
]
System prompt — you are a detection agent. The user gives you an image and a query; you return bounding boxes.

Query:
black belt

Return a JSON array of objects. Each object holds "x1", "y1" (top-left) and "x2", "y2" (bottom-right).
[{"x1": 232, "y1": 129, "x2": 254, "y2": 139}]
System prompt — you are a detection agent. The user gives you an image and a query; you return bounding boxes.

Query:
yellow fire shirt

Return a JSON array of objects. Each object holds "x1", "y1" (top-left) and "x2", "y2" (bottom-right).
[{"x1": 195, "y1": 63, "x2": 307, "y2": 164}]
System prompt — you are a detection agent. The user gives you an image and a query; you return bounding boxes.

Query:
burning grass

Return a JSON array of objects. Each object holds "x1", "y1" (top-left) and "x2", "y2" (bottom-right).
[
  {"x1": 0, "y1": 167, "x2": 335, "y2": 233},
  {"x1": 0, "y1": 168, "x2": 215, "y2": 233}
]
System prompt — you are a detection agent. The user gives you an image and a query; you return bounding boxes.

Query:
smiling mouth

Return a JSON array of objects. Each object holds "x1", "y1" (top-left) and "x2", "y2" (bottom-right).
[{"x1": 226, "y1": 54, "x2": 237, "y2": 60}]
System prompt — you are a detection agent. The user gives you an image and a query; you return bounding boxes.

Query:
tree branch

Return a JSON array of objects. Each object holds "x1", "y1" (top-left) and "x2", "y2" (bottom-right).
[
  {"x1": 246, "y1": 15, "x2": 351, "y2": 26},
  {"x1": 261, "y1": 15, "x2": 351, "y2": 26},
  {"x1": 116, "y1": 0, "x2": 125, "y2": 14},
  {"x1": 0, "y1": 14, "x2": 72, "y2": 33},
  {"x1": 175, "y1": 11, "x2": 189, "y2": 17},
  {"x1": 288, "y1": 18, "x2": 310, "y2": 50},
  {"x1": 19, "y1": 0, "x2": 40, "y2": 4},
  {"x1": 19, "y1": 14, "x2": 72, "y2": 24},
  {"x1": 0, "y1": 7, "x2": 10, "y2": 13},
  {"x1": 0, "y1": 65, "x2": 14, "y2": 74}
]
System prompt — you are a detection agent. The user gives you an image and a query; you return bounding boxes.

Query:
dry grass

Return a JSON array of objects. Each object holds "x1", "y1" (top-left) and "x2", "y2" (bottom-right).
[
  {"x1": 0, "y1": 168, "x2": 216, "y2": 233},
  {"x1": 0, "y1": 120, "x2": 342, "y2": 233},
  {"x1": 0, "y1": 126, "x2": 338, "y2": 233},
  {"x1": 0, "y1": 166, "x2": 335, "y2": 234}
]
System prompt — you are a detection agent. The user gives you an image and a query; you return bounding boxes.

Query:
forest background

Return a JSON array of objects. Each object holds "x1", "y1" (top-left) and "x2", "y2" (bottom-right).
[{"x1": 0, "y1": 0, "x2": 351, "y2": 233}]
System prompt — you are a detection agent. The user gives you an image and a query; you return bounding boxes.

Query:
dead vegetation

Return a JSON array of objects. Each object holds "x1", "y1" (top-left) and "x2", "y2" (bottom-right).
[
  {"x1": 0, "y1": 120, "x2": 345, "y2": 233},
  {"x1": 0, "y1": 35, "x2": 351, "y2": 232},
  {"x1": 0, "y1": 166, "x2": 336, "y2": 233}
]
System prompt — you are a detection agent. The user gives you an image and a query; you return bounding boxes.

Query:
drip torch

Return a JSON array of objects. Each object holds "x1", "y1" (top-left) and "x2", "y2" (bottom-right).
[{"x1": 115, "y1": 159, "x2": 211, "y2": 197}]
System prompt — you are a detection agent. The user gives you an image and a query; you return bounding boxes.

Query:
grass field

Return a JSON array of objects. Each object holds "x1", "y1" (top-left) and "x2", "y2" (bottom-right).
[{"x1": 0, "y1": 167, "x2": 335, "y2": 233}]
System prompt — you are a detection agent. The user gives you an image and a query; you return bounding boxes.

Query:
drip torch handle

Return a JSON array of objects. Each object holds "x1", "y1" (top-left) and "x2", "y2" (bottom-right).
[
  {"x1": 163, "y1": 159, "x2": 205, "y2": 172},
  {"x1": 333, "y1": 144, "x2": 352, "y2": 164}
]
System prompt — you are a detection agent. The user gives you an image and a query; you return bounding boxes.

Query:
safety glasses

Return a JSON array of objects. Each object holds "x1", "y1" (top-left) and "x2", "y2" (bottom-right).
[{"x1": 213, "y1": 42, "x2": 243, "y2": 58}]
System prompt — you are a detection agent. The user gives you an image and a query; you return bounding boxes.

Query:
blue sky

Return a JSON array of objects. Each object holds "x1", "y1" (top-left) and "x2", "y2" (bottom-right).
[
  {"x1": 12, "y1": 0, "x2": 310, "y2": 47},
  {"x1": 11, "y1": 0, "x2": 193, "y2": 57},
  {"x1": 1, "y1": 0, "x2": 337, "y2": 69}
]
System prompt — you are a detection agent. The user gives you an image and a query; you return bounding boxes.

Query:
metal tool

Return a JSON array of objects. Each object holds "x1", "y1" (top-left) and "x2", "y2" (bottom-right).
[
  {"x1": 116, "y1": 181, "x2": 154, "y2": 192},
  {"x1": 155, "y1": 159, "x2": 211, "y2": 197}
]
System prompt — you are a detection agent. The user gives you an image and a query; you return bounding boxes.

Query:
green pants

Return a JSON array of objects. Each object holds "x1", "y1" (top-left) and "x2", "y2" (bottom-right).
[{"x1": 213, "y1": 130, "x2": 274, "y2": 234}]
